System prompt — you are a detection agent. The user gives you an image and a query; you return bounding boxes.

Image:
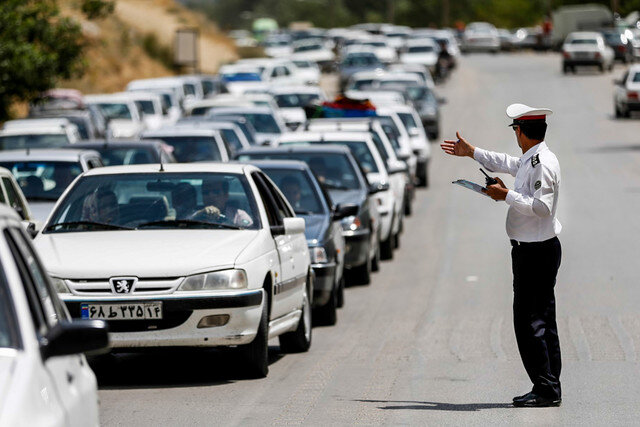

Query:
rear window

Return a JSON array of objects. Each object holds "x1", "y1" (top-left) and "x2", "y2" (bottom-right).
[
  {"x1": 260, "y1": 168, "x2": 325, "y2": 215},
  {"x1": 147, "y1": 136, "x2": 222, "y2": 162},
  {"x1": 95, "y1": 147, "x2": 155, "y2": 166},
  {"x1": 0, "y1": 134, "x2": 70, "y2": 150},
  {"x1": 279, "y1": 140, "x2": 379, "y2": 173},
  {"x1": 408, "y1": 46, "x2": 434, "y2": 53},
  {"x1": 570, "y1": 39, "x2": 597, "y2": 45},
  {"x1": 634, "y1": 73, "x2": 640, "y2": 82}
]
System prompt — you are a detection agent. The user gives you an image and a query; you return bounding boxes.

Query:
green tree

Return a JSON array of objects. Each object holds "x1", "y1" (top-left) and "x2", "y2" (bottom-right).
[{"x1": 0, "y1": 0, "x2": 114, "y2": 120}]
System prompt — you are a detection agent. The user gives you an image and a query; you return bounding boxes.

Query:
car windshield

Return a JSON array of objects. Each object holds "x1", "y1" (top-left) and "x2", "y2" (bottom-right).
[
  {"x1": 279, "y1": 140, "x2": 380, "y2": 173},
  {"x1": 45, "y1": 172, "x2": 260, "y2": 232},
  {"x1": 93, "y1": 147, "x2": 155, "y2": 166},
  {"x1": 293, "y1": 61, "x2": 312, "y2": 68},
  {"x1": 294, "y1": 44, "x2": 322, "y2": 52},
  {"x1": 633, "y1": 73, "x2": 640, "y2": 82},
  {"x1": 405, "y1": 86, "x2": 433, "y2": 102},
  {"x1": 220, "y1": 129, "x2": 243, "y2": 152},
  {"x1": 235, "y1": 113, "x2": 281, "y2": 134},
  {"x1": 147, "y1": 136, "x2": 222, "y2": 162},
  {"x1": 261, "y1": 168, "x2": 325, "y2": 215},
  {"x1": 0, "y1": 134, "x2": 70, "y2": 150},
  {"x1": 343, "y1": 54, "x2": 380, "y2": 67},
  {"x1": 408, "y1": 46, "x2": 434, "y2": 53},
  {"x1": 0, "y1": 161, "x2": 83, "y2": 201},
  {"x1": 0, "y1": 281, "x2": 18, "y2": 349},
  {"x1": 238, "y1": 152, "x2": 361, "y2": 190},
  {"x1": 398, "y1": 112, "x2": 418, "y2": 130},
  {"x1": 570, "y1": 38, "x2": 597, "y2": 45},
  {"x1": 274, "y1": 93, "x2": 320, "y2": 108},
  {"x1": 363, "y1": 42, "x2": 386, "y2": 47},
  {"x1": 95, "y1": 103, "x2": 133, "y2": 120},
  {"x1": 135, "y1": 100, "x2": 156, "y2": 115},
  {"x1": 63, "y1": 117, "x2": 90, "y2": 139},
  {"x1": 222, "y1": 72, "x2": 262, "y2": 82}
]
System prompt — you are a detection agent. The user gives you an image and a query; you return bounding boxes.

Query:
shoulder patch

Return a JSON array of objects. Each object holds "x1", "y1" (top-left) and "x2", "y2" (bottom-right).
[
  {"x1": 534, "y1": 180, "x2": 541, "y2": 190},
  {"x1": 531, "y1": 154, "x2": 540, "y2": 167}
]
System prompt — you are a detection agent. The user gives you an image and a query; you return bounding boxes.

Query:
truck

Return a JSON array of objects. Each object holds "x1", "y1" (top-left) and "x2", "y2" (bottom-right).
[{"x1": 551, "y1": 4, "x2": 613, "y2": 47}]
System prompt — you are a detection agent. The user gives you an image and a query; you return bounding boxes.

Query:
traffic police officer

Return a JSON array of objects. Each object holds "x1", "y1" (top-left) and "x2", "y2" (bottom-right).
[{"x1": 440, "y1": 103, "x2": 563, "y2": 407}]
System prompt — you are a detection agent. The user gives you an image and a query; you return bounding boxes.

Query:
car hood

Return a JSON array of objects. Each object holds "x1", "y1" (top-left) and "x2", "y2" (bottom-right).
[
  {"x1": 34, "y1": 229, "x2": 260, "y2": 278},
  {"x1": 400, "y1": 53, "x2": 438, "y2": 66},
  {"x1": 300, "y1": 214, "x2": 329, "y2": 242},
  {"x1": 327, "y1": 189, "x2": 365, "y2": 209},
  {"x1": 0, "y1": 354, "x2": 15, "y2": 416},
  {"x1": 279, "y1": 108, "x2": 306, "y2": 124},
  {"x1": 109, "y1": 119, "x2": 143, "y2": 138}
]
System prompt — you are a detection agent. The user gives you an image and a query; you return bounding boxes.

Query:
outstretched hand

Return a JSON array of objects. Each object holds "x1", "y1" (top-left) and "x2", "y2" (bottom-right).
[{"x1": 441, "y1": 132, "x2": 475, "y2": 158}]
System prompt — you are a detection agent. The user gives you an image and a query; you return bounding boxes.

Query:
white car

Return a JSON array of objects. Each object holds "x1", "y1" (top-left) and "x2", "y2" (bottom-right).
[
  {"x1": 116, "y1": 91, "x2": 166, "y2": 130},
  {"x1": 270, "y1": 86, "x2": 326, "y2": 129},
  {"x1": 0, "y1": 119, "x2": 81, "y2": 149},
  {"x1": 462, "y1": 22, "x2": 500, "y2": 53},
  {"x1": 381, "y1": 25, "x2": 413, "y2": 50},
  {"x1": 348, "y1": 37, "x2": 398, "y2": 64},
  {"x1": 0, "y1": 149, "x2": 103, "y2": 223},
  {"x1": 263, "y1": 36, "x2": 293, "y2": 58},
  {"x1": 84, "y1": 94, "x2": 145, "y2": 139},
  {"x1": 290, "y1": 39, "x2": 336, "y2": 71},
  {"x1": 207, "y1": 106, "x2": 288, "y2": 146},
  {"x1": 141, "y1": 127, "x2": 231, "y2": 163},
  {"x1": 562, "y1": 32, "x2": 614, "y2": 73},
  {"x1": 375, "y1": 106, "x2": 421, "y2": 186},
  {"x1": 34, "y1": 163, "x2": 312, "y2": 378},
  {"x1": 126, "y1": 77, "x2": 188, "y2": 112},
  {"x1": 291, "y1": 60, "x2": 322, "y2": 85},
  {"x1": 0, "y1": 203, "x2": 109, "y2": 426},
  {"x1": 388, "y1": 63, "x2": 436, "y2": 89},
  {"x1": 388, "y1": 104, "x2": 431, "y2": 187},
  {"x1": 614, "y1": 64, "x2": 640, "y2": 117},
  {"x1": 218, "y1": 64, "x2": 267, "y2": 95},
  {"x1": 400, "y1": 39, "x2": 440, "y2": 73},
  {"x1": 275, "y1": 131, "x2": 402, "y2": 259}
]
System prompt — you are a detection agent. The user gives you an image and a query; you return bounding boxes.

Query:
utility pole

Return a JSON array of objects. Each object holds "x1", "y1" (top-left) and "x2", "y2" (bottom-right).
[
  {"x1": 442, "y1": 0, "x2": 450, "y2": 27},
  {"x1": 387, "y1": 0, "x2": 395, "y2": 24},
  {"x1": 611, "y1": 0, "x2": 619, "y2": 14}
]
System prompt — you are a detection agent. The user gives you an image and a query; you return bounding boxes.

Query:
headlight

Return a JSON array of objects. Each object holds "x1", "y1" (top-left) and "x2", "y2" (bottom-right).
[
  {"x1": 50, "y1": 277, "x2": 70, "y2": 293},
  {"x1": 179, "y1": 269, "x2": 248, "y2": 291},
  {"x1": 341, "y1": 215, "x2": 362, "y2": 232},
  {"x1": 309, "y1": 246, "x2": 328, "y2": 264}
]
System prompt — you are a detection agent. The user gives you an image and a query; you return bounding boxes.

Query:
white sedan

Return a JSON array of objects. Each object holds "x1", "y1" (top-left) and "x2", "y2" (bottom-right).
[
  {"x1": 34, "y1": 163, "x2": 312, "y2": 378},
  {"x1": 0, "y1": 204, "x2": 109, "y2": 426},
  {"x1": 614, "y1": 65, "x2": 640, "y2": 117}
]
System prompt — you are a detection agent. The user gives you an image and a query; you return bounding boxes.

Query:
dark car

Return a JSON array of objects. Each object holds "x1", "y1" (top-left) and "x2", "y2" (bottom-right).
[
  {"x1": 338, "y1": 51, "x2": 385, "y2": 91},
  {"x1": 249, "y1": 160, "x2": 357, "y2": 325},
  {"x1": 69, "y1": 139, "x2": 176, "y2": 166},
  {"x1": 236, "y1": 145, "x2": 381, "y2": 285},
  {"x1": 602, "y1": 29, "x2": 633, "y2": 63}
]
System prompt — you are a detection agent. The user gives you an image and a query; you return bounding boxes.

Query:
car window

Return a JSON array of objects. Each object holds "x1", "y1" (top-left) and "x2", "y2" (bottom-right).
[
  {"x1": 2, "y1": 178, "x2": 27, "y2": 219},
  {"x1": 279, "y1": 140, "x2": 380, "y2": 173},
  {"x1": 221, "y1": 129, "x2": 243, "y2": 152},
  {"x1": 0, "y1": 134, "x2": 70, "y2": 150},
  {"x1": 274, "y1": 94, "x2": 320, "y2": 108},
  {"x1": 260, "y1": 168, "x2": 325, "y2": 215},
  {"x1": 0, "y1": 268, "x2": 20, "y2": 349},
  {"x1": 146, "y1": 136, "x2": 223, "y2": 162},
  {"x1": 95, "y1": 103, "x2": 133, "y2": 120},
  {"x1": 398, "y1": 112, "x2": 418, "y2": 130},
  {"x1": 96, "y1": 147, "x2": 154, "y2": 166},
  {"x1": 0, "y1": 161, "x2": 83, "y2": 202},
  {"x1": 570, "y1": 39, "x2": 597, "y2": 45},
  {"x1": 0, "y1": 183, "x2": 6, "y2": 204},
  {"x1": 259, "y1": 173, "x2": 293, "y2": 218},
  {"x1": 45, "y1": 172, "x2": 260, "y2": 232},
  {"x1": 633, "y1": 72, "x2": 640, "y2": 83},
  {"x1": 135, "y1": 100, "x2": 157, "y2": 115},
  {"x1": 251, "y1": 172, "x2": 281, "y2": 226},
  {"x1": 370, "y1": 132, "x2": 390, "y2": 165}
]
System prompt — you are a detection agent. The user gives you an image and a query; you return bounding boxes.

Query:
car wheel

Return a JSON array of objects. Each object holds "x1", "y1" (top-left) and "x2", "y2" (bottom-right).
[
  {"x1": 313, "y1": 282, "x2": 337, "y2": 326},
  {"x1": 615, "y1": 103, "x2": 623, "y2": 118},
  {"x1": 624, "y1": 107, "x2": 631, "y2": 118},
  {"x1": 279, "y1": 283, "x2": 312, "y2": 353},
  {"x1": 240, "y1": 302, "x2": 269, "y2": 378},
  {"x1": 349, "y1": 244, "x2": 372, "y2": 285},
  {"x1": 371, "y1": 237, "x2": 381, "y2": 272},
  {"x1": 404, "y1": 193, "x2": 412, "y2": 216},
  {"x1": 598, "y1": 63, "x2": 605, "y2": 72},
  {"x1": 336, "y1": 275, "x2": 345, "y2": 308},
  {"x1": 417, "y1": 163, "x2": 429, "y2": 188},
  {"x1": 394, "y1": 231, "x2": 400, "y2": 249},
  {"x1": 562, "y1": 64, "x2": 569, "y2": 74},
  {"x1": 380, "y1": 235, "x2": 393, "y2": 260}
]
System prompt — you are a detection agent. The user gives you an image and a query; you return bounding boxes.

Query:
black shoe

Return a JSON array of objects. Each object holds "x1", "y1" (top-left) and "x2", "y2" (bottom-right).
[
  {"x1": 513, "y1": 392, "x2": 561, "y2": 407},
  {"x1": 512, "y1": 391, "x2": 531, "y2": 402}
]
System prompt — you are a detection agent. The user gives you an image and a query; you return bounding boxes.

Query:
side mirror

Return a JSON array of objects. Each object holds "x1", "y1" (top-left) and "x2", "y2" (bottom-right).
[
  {"x1": 40, "y1": 320, "x2": 109, "y2": 360},
  {"x1": 388, "y1": 161, "x2": 408, "y2": 174},
  {"x1": 21, "y1": 220, "x2": 38, "y2": 239},
  {"x1": 437, "y1": 97, "x2": 447, "y2": 104},
  {"x1": 408, "y1": 128, "x2": 420, "y2": 137},
  {"x1": 332, "y1": 203, "x2": 358, "y2": 220},
  {"x1": 369, "y1": 182, "x2": 390, "y2": 194},
  {"x1": 283, "y1": 217, "x2": 305, "y2": 235}
]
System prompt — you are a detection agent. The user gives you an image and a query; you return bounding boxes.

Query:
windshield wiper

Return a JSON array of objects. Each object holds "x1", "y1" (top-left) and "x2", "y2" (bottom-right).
[
  {"x1": 137, "y1": 219, "x2": 242, "y2": 230},
  {"x1": 323, "y1": 183, "x2": 351, "y2": 191},
  {"x1": 45, "y1": 221, "x2": 133, "y2": 232}
]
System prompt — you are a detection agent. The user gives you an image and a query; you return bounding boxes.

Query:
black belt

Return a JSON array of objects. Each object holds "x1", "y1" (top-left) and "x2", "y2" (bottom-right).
[{"x1": 510, "y1": 237, "x2": 558, "y2": 247}]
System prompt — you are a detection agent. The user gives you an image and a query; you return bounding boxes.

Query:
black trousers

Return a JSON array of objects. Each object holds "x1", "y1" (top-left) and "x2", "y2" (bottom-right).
[{"x1": 511, "y1": 236, "x2": 562, "y2": 399}]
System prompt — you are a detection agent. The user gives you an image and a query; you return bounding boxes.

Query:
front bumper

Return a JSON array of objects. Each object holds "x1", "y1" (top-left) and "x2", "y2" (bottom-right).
[
  {"x1": 63, "y1": 289, "x2": 265, "y2": 348},
  {"x1": 343, "y1": 228, "x2": 370, "y2": 269},
  {"x1": 421, "y1": 117, "x2": 439, "y2": 136},
  {"x1": 622, "y1": 101, "x2": 640, "y2": 111},
  {"x1": 311, "y1": 262, "x2": 337, "y2": 307}
]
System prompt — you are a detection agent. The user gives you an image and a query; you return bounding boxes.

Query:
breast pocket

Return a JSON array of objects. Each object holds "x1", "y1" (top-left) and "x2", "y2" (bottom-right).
[{"x1": 514, "y1": 174, "x2": 526, "y2": 191}]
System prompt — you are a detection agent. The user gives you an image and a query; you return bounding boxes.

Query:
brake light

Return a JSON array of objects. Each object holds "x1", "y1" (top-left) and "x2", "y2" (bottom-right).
[
  {"x1": 594, "y1": 52, "x2": 601, "y2": 59},
  {"x1": 617, "y1": 45, "x2": 626, "y2": 52},
  {"x1": 627, "y1": 91, "x2": 638, "y2": 100},
  {"x1": 562, "y1": 51, "x2": 570, "y2": 58}
]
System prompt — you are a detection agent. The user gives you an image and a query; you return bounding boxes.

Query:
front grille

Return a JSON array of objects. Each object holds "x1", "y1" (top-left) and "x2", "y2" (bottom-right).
[{"x1": 66, "y1": 277, "x2": 183, "y2": 295}]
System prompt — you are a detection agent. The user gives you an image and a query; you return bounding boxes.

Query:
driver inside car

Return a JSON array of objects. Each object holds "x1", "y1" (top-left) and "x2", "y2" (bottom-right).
[
  {"x1": 191, "y1": 177, "x2": 253, "y2": 227},
  {"x1": 82, "y1": 189, "x2": 119, "y2": 224}
]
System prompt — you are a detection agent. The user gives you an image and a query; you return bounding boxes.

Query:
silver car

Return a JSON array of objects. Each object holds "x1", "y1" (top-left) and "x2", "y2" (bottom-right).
[{"x1": 562, "y1": 32, "x2": 614, "y2": 73}]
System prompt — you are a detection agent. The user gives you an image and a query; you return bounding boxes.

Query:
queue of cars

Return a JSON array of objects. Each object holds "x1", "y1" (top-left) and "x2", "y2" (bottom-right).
[{"x1": 0, "y1": 21, "x2": 464, "y2": 424}]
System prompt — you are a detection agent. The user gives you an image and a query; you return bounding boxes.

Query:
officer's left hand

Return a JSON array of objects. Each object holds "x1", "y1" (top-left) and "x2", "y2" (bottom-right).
[{"x1": 483, "y1": 177, "x2": 509, "y2": 201}]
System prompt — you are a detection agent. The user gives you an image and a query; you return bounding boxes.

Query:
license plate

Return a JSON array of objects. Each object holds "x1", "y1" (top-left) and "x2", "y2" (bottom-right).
[
  {"x1": 80, "y1": 302, "x2": 163, "y2": 320},
  {"x1": 575, "y1": 52, "x2": 591, "y2": 58}
]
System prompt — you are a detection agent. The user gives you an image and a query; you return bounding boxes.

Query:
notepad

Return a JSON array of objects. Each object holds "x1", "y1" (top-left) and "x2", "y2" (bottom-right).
[{"x1": 452, "y1": 179, "x2": 490, "y2": 197}]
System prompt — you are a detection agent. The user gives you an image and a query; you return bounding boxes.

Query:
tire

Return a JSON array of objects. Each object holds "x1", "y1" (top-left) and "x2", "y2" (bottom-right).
[
  {"x1": 624, "y1": 107, "x2": 631, "y2": 118},
  {"x1": 393, "y1": 231, "x2": 400, "y2": 249},
  {"x1": 313, "y1": 281, "x2": 337, "y2": 326},
  {"x1": 371, "y1": 238, "x2": 381, "y2": 272},
  {"x1": 417, "y1": 163, "x2": 429, "y2": 188},
  {"x1": 404, "y1": 193, "x2": 412, "y2": 216},
  {"x1": 350, "y1": 245, "x2": 372, "y2": 285},
  {"x1": 240, "y1": 302, "x2": 269, "y2": 378},
  {"x1": 336, "y1": 275, "x2": 345, "y2": 308},
  {"x1": 599, "y1": 63, "x2": 604, "y2": 73},
  {"x1": 562, "y1": 64, "x2": 569, "y2": 74},
  {"x1": 380, "y1": 234, "x2": 394, "y2": 260},
  {"x1": 615, "y1": 103, "x2": 623, "y2": 118},
  {"x1": 279, "y1": 283, "x2": 312, "y2": 353}
]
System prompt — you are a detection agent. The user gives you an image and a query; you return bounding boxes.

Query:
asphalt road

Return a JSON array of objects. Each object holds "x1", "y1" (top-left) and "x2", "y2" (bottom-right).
[{"x1": 96, "y1": 52, "x2": 640, "y2": 426}]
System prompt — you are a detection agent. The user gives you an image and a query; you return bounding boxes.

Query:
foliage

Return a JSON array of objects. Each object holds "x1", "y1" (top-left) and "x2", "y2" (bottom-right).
[
  {"x1": 0, "y1": 0, "x2": 113, "y2": 120},
  {"x1": 141, "y1": 33, "x2": 176, "y2": 70},
  {"x1": 81, "y1": 0, "x2": 116, "y2": 19}
]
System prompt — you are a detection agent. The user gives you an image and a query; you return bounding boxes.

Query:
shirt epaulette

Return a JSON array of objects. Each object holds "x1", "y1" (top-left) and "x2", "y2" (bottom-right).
[{"x1": 531, "y1": 154, "x2": 540, "y2": 167}]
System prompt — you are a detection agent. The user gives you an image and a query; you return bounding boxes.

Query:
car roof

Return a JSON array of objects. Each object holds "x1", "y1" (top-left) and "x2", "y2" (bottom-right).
[
  {"x1": 567, "y1": 32, "x2": 602, "y2": 39},
  {"x1": 82, "y1": 162, "x2": 253, "y2": 177},
  {"x1": 0, "y1": 148, "x2": 100, "y2": 161},
  {"x1": 237, "y1": 145, "x2": 352, "y2": 156},
  {"x1": 0, "y1": 127, "x2": 68, "y2": 136},
  {"x1": 278, "y1": 131, "x2": 371, "y2": 142},
  {"x1": 72, "y1": 139, "x2": 165, "y2": 148},
  {"x1": 209, "y1": 106, "x2": 274, "y2": 114},
  {"x1": 84, "y1": 94, "x2": 135, "y2": 103},
  {"x1": 245, "y1": 159, "x2": 310, "y2": 171},
  {"x1": 3, "y1": 118, "x2": 72, "y2": 130},
  {"x1": 143, "y1": 128, "x2": 220, "y2": 137}
]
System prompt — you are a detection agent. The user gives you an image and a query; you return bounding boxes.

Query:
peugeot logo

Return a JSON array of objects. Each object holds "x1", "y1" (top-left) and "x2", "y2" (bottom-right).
[{"x1": 110, "y1": 277, "x2": 138, "y2": 294}]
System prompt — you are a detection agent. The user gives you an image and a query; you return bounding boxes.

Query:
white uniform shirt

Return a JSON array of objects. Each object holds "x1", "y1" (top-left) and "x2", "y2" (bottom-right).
[{"x1": 474, "y1": 141, "x2": 561, "y2": 242}]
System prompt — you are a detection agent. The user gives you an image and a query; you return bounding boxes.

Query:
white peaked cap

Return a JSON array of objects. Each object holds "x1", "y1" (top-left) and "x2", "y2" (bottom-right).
[{"x1": 506, "y1": 103, "x2": 553, "y2": 120}]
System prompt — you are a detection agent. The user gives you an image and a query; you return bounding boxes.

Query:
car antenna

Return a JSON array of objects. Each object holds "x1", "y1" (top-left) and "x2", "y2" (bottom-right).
[{"x1": 159, "y1": 155, "x2": 164, "y2": 172}]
